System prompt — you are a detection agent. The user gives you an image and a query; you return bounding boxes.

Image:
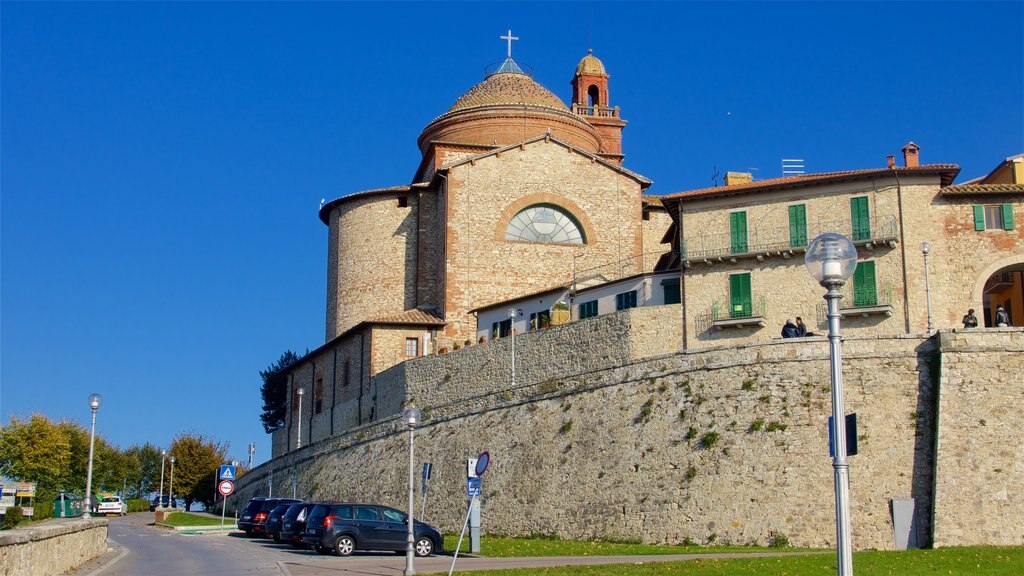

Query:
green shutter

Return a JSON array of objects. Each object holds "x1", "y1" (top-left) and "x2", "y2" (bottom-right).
[
  {"x1": 729, "y1": 273, "x2": 752, "y2": 318},
  {"x1": 852, "y1": 260, "x2": 877, "y2": 307},
  {"x1": 973, "y1": 205, "x2": 986, "y2": 230},
  {"x1": 730, "y1": 212, "x2": 748, "y2": 254},
  {"x1": 1003, "y1": 204, "x2": 1015, "y2": 230},
  {"x1": 850, "y1": 197, "x2": 870, "y2": 241},
  {"x1": 789, "y1": 204, "x2": 807, "y2": 247},
  {"x1": 664, "y1": 284, "x2": 681, "y2": 305}
]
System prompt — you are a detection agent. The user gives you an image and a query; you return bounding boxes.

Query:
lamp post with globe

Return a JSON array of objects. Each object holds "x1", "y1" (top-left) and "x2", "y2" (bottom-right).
[
  {"x1": 82, "y1": 393, "x2": 102, "y2": 518},
  {"x1": 402, "y1": 405, "x2": 423, "y2": 576},
  {"x1": 158, "y1": 449, "x2": 166, "y2": 509},
  {"x1": 804, "y1": 232, "x2": 858, "y2": 576}
]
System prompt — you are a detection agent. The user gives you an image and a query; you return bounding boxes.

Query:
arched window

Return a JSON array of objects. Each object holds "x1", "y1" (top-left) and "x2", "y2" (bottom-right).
[
  {"x1": 588, "y1": 85, "x2": 600, "y2": 107},
  {"x1": 505, "y1": 204, "x2": 585, "y2": 244}
]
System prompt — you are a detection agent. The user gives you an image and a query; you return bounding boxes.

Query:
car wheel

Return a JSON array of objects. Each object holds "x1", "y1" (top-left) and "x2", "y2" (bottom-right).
[
  {"x1": 335, "y1": 535, "x2": 355, "y2": 556},
  {"x1": 315, "y1": 545, "x2": 331, "y2": 555},
  {"x1": 414, "y1": 536, "x2": 434, "y2": 557}
]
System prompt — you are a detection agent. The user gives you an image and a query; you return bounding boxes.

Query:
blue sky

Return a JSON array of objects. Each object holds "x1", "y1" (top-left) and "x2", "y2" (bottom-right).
[{"x1": 2, "y1": 2, "x2": 1021, "y2": 467}]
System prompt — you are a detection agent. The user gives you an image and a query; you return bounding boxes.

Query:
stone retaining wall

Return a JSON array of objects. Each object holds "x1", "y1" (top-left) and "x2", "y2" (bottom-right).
[{"x1": 0, "y1": 518, "x2": 107, "y2": 576}]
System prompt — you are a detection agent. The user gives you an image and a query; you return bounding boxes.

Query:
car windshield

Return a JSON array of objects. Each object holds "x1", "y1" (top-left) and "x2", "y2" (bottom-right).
[
  {"x1": 243, "y1": 500, "x2": 265, "y2": 514},
  {"x1": 307, "y1": 504, "x2": 331, "y2": 523},
  {"x1": 283, "y1": 503, "x2": 305, "y2": 520}
]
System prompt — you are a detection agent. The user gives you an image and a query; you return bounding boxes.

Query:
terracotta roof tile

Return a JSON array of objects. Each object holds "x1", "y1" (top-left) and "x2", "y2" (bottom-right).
[
  {"x1": 368, "y1": 307, "x2": 446, "y2": 326},
  {"x1": 941, "y1": 183, "x2": 1024, "y2": 195},
  {"x1": 661, "y1": 165, "x2": 960, "y2": 202}
]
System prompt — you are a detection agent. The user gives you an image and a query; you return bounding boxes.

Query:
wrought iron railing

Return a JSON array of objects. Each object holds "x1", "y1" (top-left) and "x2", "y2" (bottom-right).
[
  {"x1": 815, "y1": 282, "x2": 895, "y2": 323},
  {"x1": 681, "y1": 215, "x2": 898, "y2": 262},
  {"x1": 711, "y1": 295, "x2": 768, "y2": 321}
]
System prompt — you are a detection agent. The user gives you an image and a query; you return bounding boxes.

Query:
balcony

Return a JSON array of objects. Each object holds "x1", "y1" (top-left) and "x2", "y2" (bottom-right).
[
  {"x1": 680, "y1": 215, "x2": 898, "y2": 267},
  {"x1": 816, "y1": 283, "x2": 895, "y2": 320},
  {"x1": 571, "y1": 104, "x2": 620, "y2": 118},
  {"x1": 709, "y1": 296, "x2": 768, "y2": 330}
]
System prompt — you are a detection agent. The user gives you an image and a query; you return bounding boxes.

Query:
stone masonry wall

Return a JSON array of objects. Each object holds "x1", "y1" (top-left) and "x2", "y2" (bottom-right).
[
  {"x1": 0, "y1": 518, "x2": 107, "y2": 576},
  {"x1": 245, "y1": 327, "x2": 1023, "y2": 550},
  {"x1": 932, "y1": 328, "x2": 1024, "y2": 547}
]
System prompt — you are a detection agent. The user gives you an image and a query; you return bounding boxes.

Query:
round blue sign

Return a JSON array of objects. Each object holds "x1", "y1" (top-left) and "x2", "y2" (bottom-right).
[{"x1": 475, "y1": 451, "x2": 490, "y2": 476}]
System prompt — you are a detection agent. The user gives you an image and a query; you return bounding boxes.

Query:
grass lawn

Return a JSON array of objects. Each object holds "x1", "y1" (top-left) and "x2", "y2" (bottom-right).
[
  {"x1": 433, "y1": 546, "x2": 1023, "y2": 576},
  {"x1": 159, "y1": 512, "x2": 231, "y2": 527},
  {"x1": 443, "y1": 535, "x2": 797, "y2": 557}
]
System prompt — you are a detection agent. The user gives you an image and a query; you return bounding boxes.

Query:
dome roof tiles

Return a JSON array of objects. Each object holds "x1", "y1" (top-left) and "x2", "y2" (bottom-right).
[
  {"x1": 575, "y1": 50, "x2": 607, "y2": 76},
  {"x1": 447, "y1": 72, "x2": 568, "y2": 114}
]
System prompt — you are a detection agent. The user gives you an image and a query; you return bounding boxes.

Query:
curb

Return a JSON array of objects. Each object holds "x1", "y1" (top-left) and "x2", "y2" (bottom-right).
[{"x1": 154, "y1": 522, "x2": 238, "y2": 535}]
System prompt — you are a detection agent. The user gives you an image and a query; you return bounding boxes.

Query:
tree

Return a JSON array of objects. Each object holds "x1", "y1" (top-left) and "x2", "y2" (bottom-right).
[
  {"x1": 124, "y1": 443, "x2": 163, "y2": 498},
  {"x1": 0, "y1": 414, "x2": 71, "y2": 496},
  {"x1": 259, "y1": 350, "x2": 300, "y2": 433},
  {"x1": 168, "y1": 432, "x2": 228, "y2": 511}
]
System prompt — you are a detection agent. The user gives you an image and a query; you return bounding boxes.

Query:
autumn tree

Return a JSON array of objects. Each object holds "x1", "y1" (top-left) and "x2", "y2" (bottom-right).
[
  {"x1": 124, "y1": 443, "x2": 163, "y2": 498},
  {"x1": 259, "y1": 350, "x2": 300, "y2": 433},
  {"x1": 0, "y1": 414, "x2": 71, "y2": 496},
  {"x1": 168, "y1": 432, "x2": 228, "y2": 511}
]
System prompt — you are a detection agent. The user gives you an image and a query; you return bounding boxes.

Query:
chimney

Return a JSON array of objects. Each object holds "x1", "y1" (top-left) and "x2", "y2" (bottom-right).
[
  {"x1": 887, "y1": 155, "x2": 895, "y2": 168},
  {"x1": 724, "y1": 171, "x2": 754, "y2": 186},
  {"x1": 902, "y1": 142, "x2": 920, "y2": 167}
]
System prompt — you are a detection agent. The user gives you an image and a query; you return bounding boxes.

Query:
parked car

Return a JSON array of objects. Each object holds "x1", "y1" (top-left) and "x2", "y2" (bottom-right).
[
  {"x1": 264, "y1": 503, "x2": 293, "y2": 542},
  {"x1": 97, "y1": 495, "x2": 127, "y2": 516},
  {"x1": 302, "y1": 503, "x2": 442, "y2": 557},
  {"x1": 238, "y1": 497, "x2": 301, "y2": 537},
  {"x1": 149, "y1": 495, "x2": 178, "y2": 511},
  {"x1": 279, "y1": 501, "x2": 322, "y2": 548}
]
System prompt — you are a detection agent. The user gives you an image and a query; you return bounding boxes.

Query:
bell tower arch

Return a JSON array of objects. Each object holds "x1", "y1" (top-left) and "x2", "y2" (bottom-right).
[{"x1": 571, "y1": 49, "x2": 627, "y2": 162}]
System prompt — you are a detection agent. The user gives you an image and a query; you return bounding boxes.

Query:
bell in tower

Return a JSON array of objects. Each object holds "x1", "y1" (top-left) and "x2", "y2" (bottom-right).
[{"x1": 571, "y1": 49, "x2": 627, "y2": 162}]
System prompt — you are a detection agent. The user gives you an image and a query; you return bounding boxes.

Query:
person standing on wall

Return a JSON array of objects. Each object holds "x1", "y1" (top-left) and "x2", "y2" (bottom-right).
[
  {"x1": 995, "y1": 305, "x2": 1010, "y2": 327},
  {"x1": 781, "y1": 318, "x2": 799, "y2": 338},
  {"x1": 962, "y1": 309, "x2": 979, "y2": 329},
  {"x1": 795, "y1": 316, "x2": 809, "y2": 337}
]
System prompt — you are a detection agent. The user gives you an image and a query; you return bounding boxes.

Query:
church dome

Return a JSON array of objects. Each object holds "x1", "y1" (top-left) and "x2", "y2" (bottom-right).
[
  {"x1": 419, "y1": 60, "x2": 601, "y2": 156},
  {"x1": 575, "y1": 50, "x2": 607, "y2": 76}
]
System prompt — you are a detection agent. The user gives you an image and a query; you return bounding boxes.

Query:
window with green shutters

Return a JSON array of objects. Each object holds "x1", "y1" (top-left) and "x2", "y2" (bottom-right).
[
  {"x1": 974, "y1": 204, "x2": 1015, "y2": 230},
  {"x1": 788, "y1": 204, "x2": 807, "y2": 247},
  {"x1": 730, "y1": 211, "x2": 748, "y2": 254},
  {"x1": 850, "y1": 197, "x2": 870, "y2": 241},
  {"x1": 663, "y1": 282, "x2": 681, "y2": 305},
  {"x1": 578, "y1": 300, "x2": 598, "y2": 319},
  {"x1": 615, "y1": 290, "x2": 638, "y2": 311},
  {"x1": 852, "y1": 260, "x2": 877, "y2": 307},
  {"x1": 729, "y1": 273, "x2": 752, "y2": 318}
]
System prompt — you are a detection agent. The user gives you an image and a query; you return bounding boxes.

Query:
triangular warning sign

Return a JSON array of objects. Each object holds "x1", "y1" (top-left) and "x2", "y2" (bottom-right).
[{"x1": 221, "y1": 467, "x2": 234, "y2": 479}]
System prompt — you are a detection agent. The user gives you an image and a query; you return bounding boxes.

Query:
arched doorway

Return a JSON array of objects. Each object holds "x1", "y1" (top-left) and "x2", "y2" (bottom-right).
[{"x1": 979, "y1": 262, "x2": 1024, "y2": 327}]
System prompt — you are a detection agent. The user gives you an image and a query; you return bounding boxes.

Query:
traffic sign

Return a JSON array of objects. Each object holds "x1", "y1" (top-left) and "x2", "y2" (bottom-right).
[
  {"x1": 466, "y1": 477, "x2": 481, "y2": 497},
  {"x1": 219, "y1": 464, "x2": 236, "y2": 481},
  {"x1": 474, "y1": 452, "x2": 490, "y2": 477},
  {"x1": 218, "y1": 480, "x2": 234, "y2": 496}
]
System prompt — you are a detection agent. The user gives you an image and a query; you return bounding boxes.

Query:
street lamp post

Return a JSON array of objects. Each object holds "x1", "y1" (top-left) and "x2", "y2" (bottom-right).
[
  {"x1": 158, "y1": 449, "x2": 167, "y2": 509},
  {"x1": 508, "y1": 308, "x2": 517, "y2": 387},
  {"x1": 402, "y1": 405, "x2": 423, "y2": 576},
  {"x1": 921, "y1": 241, "x2": 934, "y2": 333},
  {"x1": 805, "y1": 232, "x2": 858, "y2": 576},
  {"x1": 296, "y1": 387, "x2": 305, "y2": 449},
  {"x1": 83, "y1": 393, "x2": 102, "y2": 518},
  {"x1": 168, "y1": 456, "x2": 175, "y2": 509}
]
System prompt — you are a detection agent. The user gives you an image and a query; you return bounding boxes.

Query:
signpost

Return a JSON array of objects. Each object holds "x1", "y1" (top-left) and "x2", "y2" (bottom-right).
[
  {"x1": 218, "y1": 464, "x2": 236, "y2": 528},
  {"x1": 449, "y1": 452, "x2": 490, "y2": 576},
  {"x1": 420, "y1": 462, "x2": 432, "y2": 521}
]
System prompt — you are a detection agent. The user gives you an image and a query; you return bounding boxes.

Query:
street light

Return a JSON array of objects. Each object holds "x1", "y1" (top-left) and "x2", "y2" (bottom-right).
[
  {"x1": 921, "y1": 241, "x2": 934, "y2": 333},
  {"x1": 168, "y1": 456, "x2": 175, "y2": 509},
  {"x1": 508, "y1": 308, "x2": 517, "y2": 387},
  {"x1": 83, "y1": 393, "x2": 102, "y2": 518},
  {"x1": 296, "y1": 387, "x2": 305, "y2": 449},
  {"x1": 158, "y1": 448, "x2": 167, "y2": 510},
  {"x1": 805, "y1": 232, "x2": 858, "y2": 576},
  {"x1": 402, "y1": 405, "x2": 424, "y2": 576}
]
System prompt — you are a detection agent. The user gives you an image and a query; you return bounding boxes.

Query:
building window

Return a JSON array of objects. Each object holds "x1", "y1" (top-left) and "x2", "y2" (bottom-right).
[
  {"x1": 662, "y1": 279, "x2": 681, "y2": 305},
  {"x1": 529, "y1": 310, "x2": 551, "y2": 330},
  {"x1": 852, "y1": 260, "x2": 878, "y2": 307},
  {"x1": 729, "y1": 211, "x2": 748, "y2": 254},
  {"x1": 342, "y1": 361, "x2": 351, "y2": 387},
  {"x1": 974, "y1": 204, "x2": 1015, "y2": 231},
  {"x1": 788, "y1": 204, "x2": 807, "y2": 248},
  {"x1": 850, "y1": 197, "x2": 871, "y2": 241},
  {"x1": 314, "y1": 376, "x2": 323, "y2": 414},
  {"x1": 615, "y1": 290, "x2": 638, "y2": 311},
  {"x1": 729, "y1": 273, "x2": 752, "y2": 318},
  {"x1": 491, "y1": 319, "x2": 512, "y2": 339},
  {"x1": 578, "y1": 300, "x2": 598, "y2": 319},
  {"x1": 505, "y1": 204, "x2": 585, "y2": 244},
  {"x1": 405, "y1": 337, "x2": 419, "y2": 357}
]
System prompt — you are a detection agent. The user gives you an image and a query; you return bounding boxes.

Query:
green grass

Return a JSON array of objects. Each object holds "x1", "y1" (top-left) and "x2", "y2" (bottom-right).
[
  {"x1": 429, "y1": 546, "x2": 1024, "y2": 576},
  {"x1": 441, "y1": 535, "x2": 793, "y2": 557},
  {"x1": 159, "y1": 512, "x2": 231, "y2": 527}
]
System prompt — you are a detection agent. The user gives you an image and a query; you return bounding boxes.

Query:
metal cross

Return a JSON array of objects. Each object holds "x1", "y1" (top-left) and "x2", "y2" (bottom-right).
[{"x1": 500, "y1": 29, "x2": 519, "y2": 58}]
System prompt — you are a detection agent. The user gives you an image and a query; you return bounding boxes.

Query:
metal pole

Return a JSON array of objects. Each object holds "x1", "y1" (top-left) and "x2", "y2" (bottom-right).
[
  {"x1": 923, "y1": 251, "x2": 933, "y2": 332},
  {"x1": 296, "y1": 388, "x2": 304, "y2": 449},
  {"x1": 420, "y1": 476, "x2": 428, "y2": 522},
  {"x1": 509, "y1": 309, "x2": 516, "y2": 388},
  {"x1": 825, "y1": 282, "x2": 853, "y2": 576},
  {"x1": 169, "y1": 457, "x2": 175, "y2": 508},
  {"x1": 404, "y1": 421, "x2": 416, "y2": 576},
  {"x1": 158, "y1": 450, "x2": 166, "y2": 509},
  {"x1": 83, "y1": 407, "x2": 98, "y2": 518}
]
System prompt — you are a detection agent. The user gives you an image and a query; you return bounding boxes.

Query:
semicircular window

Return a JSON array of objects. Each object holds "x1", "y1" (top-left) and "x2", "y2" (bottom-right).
[{"x1": 505, "y1": 204, "x2": 585, "y2": 244}]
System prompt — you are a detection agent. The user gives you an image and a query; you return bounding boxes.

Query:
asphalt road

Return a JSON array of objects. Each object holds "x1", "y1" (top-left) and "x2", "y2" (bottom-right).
[{"x1": 71, "y1": 513, "x2": 823, "y2": 576}]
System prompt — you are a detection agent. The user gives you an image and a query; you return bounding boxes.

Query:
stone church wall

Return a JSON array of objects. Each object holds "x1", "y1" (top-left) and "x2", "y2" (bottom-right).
[{"x1": 245, "y1": 321, "x2": 1023, "y2": 550}]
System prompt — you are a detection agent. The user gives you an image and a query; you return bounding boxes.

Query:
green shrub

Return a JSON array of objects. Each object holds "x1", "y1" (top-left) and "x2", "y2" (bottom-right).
[
  {"x1": 765, "y1": 421, "x2": 787, "y2": 432},
  {"x1": 32, "y1": 499, "x2": 54, "y2": 519},
  {"x1": 128, "y1": 498, "x2": 150, "y2": 513},
  {"x1": 770, "y1": 533, "x2": 790, "y2": 548},
  {"x1": 3, "y1": 507, "x2": 23, "y2": 529},
  {"x1": 749, "y1": 418, "x2": 765, "y2": 432},
  {"x1": 741, "y1": 378, "x2": 756, "y2": 391},
  {"x1": 559, "y1": 420, "x2": 573, "y2": 434},
  {"x1": 685, "y1": 427, "x2": 697, "y2": 440},
  {"x1": 700, "y1": 431, "x2": 720, "y2": 449}
]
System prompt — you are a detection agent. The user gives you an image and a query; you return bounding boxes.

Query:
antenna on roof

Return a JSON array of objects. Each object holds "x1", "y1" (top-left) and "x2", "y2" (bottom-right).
[
  {"x1": 782, "y1": 158, "x2": 805, "y2": 177},
  {"x1": 711, "y1": 165, "x2": 721, "y2": 186}
]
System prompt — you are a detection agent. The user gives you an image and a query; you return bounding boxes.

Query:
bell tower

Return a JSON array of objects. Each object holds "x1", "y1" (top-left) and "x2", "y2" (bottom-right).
[{"x1": 571, "y1": 49, "x2": 627, "y2": 162}]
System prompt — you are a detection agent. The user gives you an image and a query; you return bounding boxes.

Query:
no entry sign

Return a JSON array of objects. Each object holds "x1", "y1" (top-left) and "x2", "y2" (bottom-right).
[{"x1": 218, "y1": 480, "x2": 234, "y2": 496}]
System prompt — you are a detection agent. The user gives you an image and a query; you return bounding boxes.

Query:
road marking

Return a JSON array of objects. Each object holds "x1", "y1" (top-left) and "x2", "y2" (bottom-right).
[
  {"x1": 80, "y1": 538, "x2": 129, "y2": 576},
  {"x1": 275, "y1": 561, "x2": 294, "y2": 576}
]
